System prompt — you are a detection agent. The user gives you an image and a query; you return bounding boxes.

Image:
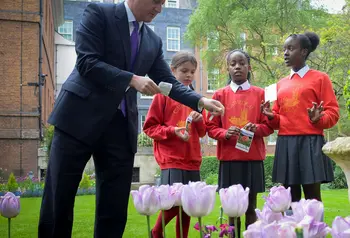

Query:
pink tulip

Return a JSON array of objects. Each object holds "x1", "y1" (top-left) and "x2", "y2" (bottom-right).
[
  {"x1": 0, "y1": 192, "x2": 20, "y2": 218},
  {"x1": 157, "y1": 185, "x2": 176, "y2": 210},
  {"x1": 219, "y1": 184, "x2": 250, "y2": 218},
  {"x1": 331, "y1": 216, "x2": 350, "y2": 237},
  {"x1": 264, "y1": 186, "x2": 291, "y2": 213},
  {"x1": 244, "y1": 220, "x2": 297, "y2": 238},
  {"x1": 298, "y1": 215, "x2": 331, "y2": 238},
  {"x1": 181, "y1": 181, "x2": 217, "y2": 217},
  {"x1": 255, "y1": 203, "x2": 283, "y2": 224},
  {"x1": 291, "y1": 199, "x2": 324, "y2": 222},
  {"x1": 130, "y1": 185, "x2": 160, "y2": 216},
  {"x1": 171, "y1": 183, "x2": 184, "y2": 206}
]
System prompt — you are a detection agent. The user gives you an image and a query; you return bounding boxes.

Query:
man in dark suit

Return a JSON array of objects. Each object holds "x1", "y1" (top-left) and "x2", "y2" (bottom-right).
[{"x1": 38, "y1": 0, "x2": 224, "y2": 237}]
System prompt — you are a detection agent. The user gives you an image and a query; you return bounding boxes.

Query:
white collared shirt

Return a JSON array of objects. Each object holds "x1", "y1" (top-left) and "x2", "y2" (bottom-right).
[
  {"x1": 290, "y1": 65, "x2": 310, "y2": 79},
  {"x1": 124, "y1": 1, "x2": 143, "y2": 36},
  {"x1": 230, "y1": 80, "x2": 250, "y2": 93}
]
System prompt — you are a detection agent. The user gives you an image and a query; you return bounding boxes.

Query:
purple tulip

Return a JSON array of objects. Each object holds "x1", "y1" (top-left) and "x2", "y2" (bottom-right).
[
  {"x1": 219, "y1": 184, "x2": 250, "y2": 218},
  {"x1": 291, "y1": 199, "x2": 324, "y2": 222},
  {"x1": 255, "y1": 203, "x2": 283, "y2": 224},
  {"x1": 298, "y1": 215, "x2": 330, "y2": 238},
  {"x1": 0, "y1": 192, "x2": 20, "y2": 218},
  {"x1": 181, "y1": 181, "x2": 217, "y2": 217},
  {"x1": 130, "y1": 185, "x2": 160, "y2": 216},
  {"x1": 156, "y1": 185, "x2": 176, "y2": 210},
  {"x1": 243, "y1": 220, "x2": 298, "y2": 238},
  {"x1": 171, "y1": 183, "x2": 184, "y2": 206},
  {"x1": 264, "y1": 186, "x2": 291, "y2": 213},
  {"x1": 331, "y1": 216, "x2": 350, "y2": 237}
]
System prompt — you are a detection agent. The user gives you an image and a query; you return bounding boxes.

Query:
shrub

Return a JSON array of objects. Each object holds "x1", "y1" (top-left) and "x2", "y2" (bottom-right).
[
  {"x1": 44, "y1": 125, "x2": 55, "y2": 158},
  {"x1": 200, "y1": 156, "x2": 219, "y2": 180},
  {"x1": 7, "y1": 173, "x2": 19, "y2": 192},
  {"x1": 79, "y1": 173, "x2": 91, "y2": 190},
  {"x1": 205, "y1": 173, "x2": 218, "y2": 185},
  {"x1": 138, "y1": 132, "x2": 153, "y2": 147}
]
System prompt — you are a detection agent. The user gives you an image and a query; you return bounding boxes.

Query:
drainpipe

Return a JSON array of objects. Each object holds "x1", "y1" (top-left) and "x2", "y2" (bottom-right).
[{"x1": 38, "y1": 0, "x2": 44, "y2": 140}]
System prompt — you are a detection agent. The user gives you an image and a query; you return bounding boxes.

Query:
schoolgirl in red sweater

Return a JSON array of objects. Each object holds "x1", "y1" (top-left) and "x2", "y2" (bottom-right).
[
  {"x1": 143, "y1": 51, "x2": 206, "y2": 238},
  {"x1": 207, "y1": 49, "x2": 273, "y2": 237},
  {"x1": 261, "y1": 32, "x2": 339, "y2": 207}
]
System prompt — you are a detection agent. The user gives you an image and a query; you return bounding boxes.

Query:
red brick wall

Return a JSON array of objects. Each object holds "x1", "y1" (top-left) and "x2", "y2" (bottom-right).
[{"x1": 0, "y1": 0, "x2": 55, "y2": 177}]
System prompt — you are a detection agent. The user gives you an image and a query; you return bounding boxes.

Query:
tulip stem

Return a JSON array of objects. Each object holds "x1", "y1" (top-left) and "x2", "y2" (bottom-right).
[
  {"x1": 282, "y1": 211, "x2": 285, "y2": 216},
  {"x1": 146, "y1": 215, "x2": 151, "y2": 238},
  {"x1": 198, "y1": 217, "x2": 203, "y2": 238},
  {"x1": 220, "y1": 207, "x2": 223, "y2": 225},
  {"x1": 179, "y1": 206, "x2": 183, "y2": 238},
  {"x1": 8, "y1": 218, "x2": 11, "y2": 238},
  {"x1": 234, "y1": 217, "x2": 238, "y2": 238},
  {"x1": 162, "y1": 210, "x2": 166, "y2": 238}
]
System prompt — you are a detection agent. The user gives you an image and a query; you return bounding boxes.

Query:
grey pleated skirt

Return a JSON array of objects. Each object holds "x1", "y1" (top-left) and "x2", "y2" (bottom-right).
[
  {"x1": 160, "y1": 168, "x2": 200, "y2": 185},
  {"x1": 218, "y1": 161, "x2": 265, "y2": 194},
  {"x1": 272, "y1": 135, "x2": 334, "y2": 185}
]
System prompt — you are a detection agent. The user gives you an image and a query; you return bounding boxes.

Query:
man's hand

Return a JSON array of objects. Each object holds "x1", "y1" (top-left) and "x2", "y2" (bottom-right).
[
  {"x1": 199, "y1": 97, "x2": 224, "y2": 117},
  {"x1": 189, "y1": 111, "x2": 203, "y2": 122},
  {"x1": 174, "y1": 127, "x2": 189, "y2": 142},
  {"x1": 129, "y1": 75, "x2": 161, "y2": 96},
  {"x1": 307, "y1": 101, "x2": 324, "y2": 123},
  {"x1": 225, "y1": 126, "x2": 240, "y2": 140}
]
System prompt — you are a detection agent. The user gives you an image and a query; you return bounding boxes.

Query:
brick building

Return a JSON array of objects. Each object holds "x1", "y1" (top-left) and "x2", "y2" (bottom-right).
[{"x1": 0, "y1": 0, "x2": 64, "y2": 178}]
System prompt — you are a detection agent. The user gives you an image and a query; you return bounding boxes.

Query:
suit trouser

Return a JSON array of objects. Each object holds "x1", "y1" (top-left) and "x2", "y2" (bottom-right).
[{"x1": 38, "y1": 110, "x2": 134, "y2": 238}]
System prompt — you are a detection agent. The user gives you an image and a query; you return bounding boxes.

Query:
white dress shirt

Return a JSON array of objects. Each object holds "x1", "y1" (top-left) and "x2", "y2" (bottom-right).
[
  {"x1": 290, "y1": 65, "x2": 310, "y2": 79},
  {"x1": 230, "y1": 80, "x2": 251, "y2": 93}
]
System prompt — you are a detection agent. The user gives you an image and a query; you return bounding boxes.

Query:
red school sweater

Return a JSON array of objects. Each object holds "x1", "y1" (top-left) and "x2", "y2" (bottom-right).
[
  {"x1": 143, "y1": 94, "x2": 206, "y2": 171},
  {"x1": 268, "y1": 70, "x2": 340, "y2": 135},
  {"x1": 207, "y1": 86, "x2": 273, "y2": 161}
]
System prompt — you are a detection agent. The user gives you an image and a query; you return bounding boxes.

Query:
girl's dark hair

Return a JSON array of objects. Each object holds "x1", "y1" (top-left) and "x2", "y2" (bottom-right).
[
  {"x1": 288, "y1": 32, "x2": 320, "y2": 59},
  {"x1": 225, "y1": 49, "x2": 251, "y2": 85},
  {"x1": 170, "y1": 51, "x2": 198, "y2": 90}
]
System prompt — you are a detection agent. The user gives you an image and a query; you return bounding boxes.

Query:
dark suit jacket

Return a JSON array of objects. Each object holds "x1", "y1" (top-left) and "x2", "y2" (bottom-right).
[{"x1": 48, "y1": 3, "x2": 202, "y2": 153}]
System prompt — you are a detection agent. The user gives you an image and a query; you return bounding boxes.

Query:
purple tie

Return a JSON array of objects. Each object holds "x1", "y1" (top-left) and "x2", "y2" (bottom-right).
[{"x1": 121, "y1": 21, "x2": 139, "y2": 116}]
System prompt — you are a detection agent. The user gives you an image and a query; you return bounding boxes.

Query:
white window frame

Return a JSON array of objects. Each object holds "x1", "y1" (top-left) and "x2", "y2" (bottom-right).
[
  {"x1": 140, "y1": 114, "x2": 147, "y2": 129},
  {"x1": 89, "y1": 0, "x2": 104, "y2": 2},
  {"x1": 165, "y1": 0, "x2": 179, "y2": 8},
  {"x1": 166, "y1": 27, "x2": 180, "y2": 52},
  {"x1": 267, "y1": 131, "x2": 277, "y2": 145},
  {"x1": 207, "y1": 68, "x2": 219, "y2": 92},
  {"x1": 58, "y1": 20, "x2": 73, "y2": 41}
]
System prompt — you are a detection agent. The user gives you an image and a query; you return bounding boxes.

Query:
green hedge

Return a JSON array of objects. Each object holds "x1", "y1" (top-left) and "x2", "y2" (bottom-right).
[{"x1": 200, "y1": 156, "x2": 347, "y2": 189}]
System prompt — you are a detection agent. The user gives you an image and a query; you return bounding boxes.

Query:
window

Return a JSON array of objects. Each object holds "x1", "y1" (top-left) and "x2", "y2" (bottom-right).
[
  {"x1": 207, "y1": 69, "x2": 219, "y2": 92},
  {"x1": 167, "y1": 27, "x2": 180, "y2": 51},
  {"x1": 114, "y1": 0, "x2": 123, "y2": 3},
  {"x1": 240, "y1": 33, "x2": 246, "y2": 51},
  {"x1": 132, "y1": 167, "x2": 140, "y2": 182},
  {"x1": 165, "y1": 0, "x2": 179, "y2": 8},
  {"x1": 58, "y1": 21, "x2": 73, "y2": 41},
  {"x1": 207, "y1": 136, "x2": 217, "y2": 145},
  {"x1": 140, "y1": 114, "x2": 147, "y2": 129},
  {"x1": 267, "y1": 131, "x2": 277, "y2": 145}
]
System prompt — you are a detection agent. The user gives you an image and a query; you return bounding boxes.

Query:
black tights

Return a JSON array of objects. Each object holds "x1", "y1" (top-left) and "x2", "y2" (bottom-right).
[
  {"x1": 284, "y1": 183, "x2": 322, "y2": 202},
  {"x1": 228, "y1": 192, "x2": 257, "y2": 238}
]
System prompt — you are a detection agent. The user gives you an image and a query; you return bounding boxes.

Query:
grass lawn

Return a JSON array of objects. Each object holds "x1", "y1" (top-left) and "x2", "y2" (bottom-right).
[{"x1": 0, "y1": 189, "x2": 349, "y2": 237}]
